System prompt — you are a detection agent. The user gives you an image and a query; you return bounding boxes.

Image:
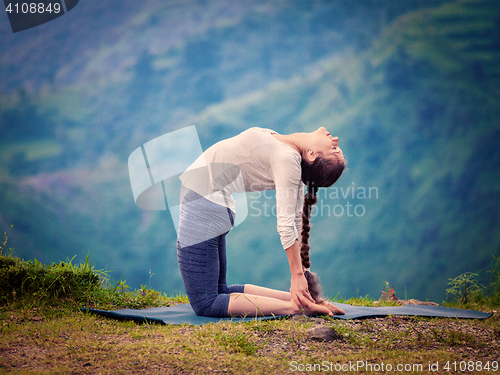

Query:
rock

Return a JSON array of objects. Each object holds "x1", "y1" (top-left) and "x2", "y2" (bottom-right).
[
  {"x1": 290, "y1": 315, "x2": 309, "y2": 322},
  {"x1": 310, "y1": 317, "x2": 327, "y2": 325},
  {"x1": 290, "y1": 315, "x2": 327, "y2": 324},
  {"x1": 397, "y1": 299, "x2": 439, "y2": 306},
  {"x1": 306, "y1": 326, "x2": 342, "y2": 342}
]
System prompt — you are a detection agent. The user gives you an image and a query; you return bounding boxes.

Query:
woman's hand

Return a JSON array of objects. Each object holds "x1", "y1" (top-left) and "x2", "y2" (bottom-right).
[
  {"x1": 286, "y1": 240, "x2": 316, "y2": 308},
  {"x1": 290, "y1": 272, "x2": 316, "y2": 309},
  {"x1": 290, "y1": 276, "x2": 333, "y2": 316}
]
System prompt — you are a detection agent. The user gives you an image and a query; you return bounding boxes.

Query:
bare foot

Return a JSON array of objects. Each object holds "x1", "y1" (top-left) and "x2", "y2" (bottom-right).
[
  {"x1": 317, "y1": 300, "x2": 345, "y2": 315},
  {"x1": 292, "y1": 299, "x2": 333, "y2": 316}
]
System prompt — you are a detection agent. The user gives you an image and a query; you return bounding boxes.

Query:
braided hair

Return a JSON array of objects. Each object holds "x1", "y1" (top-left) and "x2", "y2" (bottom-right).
[
  {"x1": 300, "y1": 187, "x2": 324, "y2": 303},
  {"x1": 300, "y1": 153, "x2": 345, "y2": 303}
]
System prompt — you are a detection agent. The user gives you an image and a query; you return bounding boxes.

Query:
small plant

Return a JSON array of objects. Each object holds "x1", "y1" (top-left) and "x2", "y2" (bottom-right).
[
  {"x1": 251, "y1": 319, "x2": 276, "y2": 334},
  {"x1": 215, "y1": 330, "x2": 267, "y2": 356},
  {"x1": 487, "y1": 254, "x2": 500, "y2": 302},
  {"x1": 380, "y1": 281, "x2": 398, "y2": 301},
  {"x1": 115, "y1": 279, "x2": 130, "y2": 293},
  {"x1": 446, "y1": 272, "x2": 484, "y2": 304},
  {"x1": 431, "y1": 328, "x2": 480, "y2": 347},
  {"x1": 0, "y1": 224, "x2": 14, "y2": 257}
]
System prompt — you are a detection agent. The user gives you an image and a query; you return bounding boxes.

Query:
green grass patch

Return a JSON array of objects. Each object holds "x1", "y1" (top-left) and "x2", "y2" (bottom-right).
[
  {"x1": 0, "y1": 250, "x2": 498, "y2": 374},
  {"x1": 0, "y1": 250, "x2": 186, "y2": 311}
]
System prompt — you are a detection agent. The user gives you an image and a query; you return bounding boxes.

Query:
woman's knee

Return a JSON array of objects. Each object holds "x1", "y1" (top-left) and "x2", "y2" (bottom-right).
[
  {"x1": 190, "y1": 294, "x2": 231, "y2": 318},
  {"x1": 190, "y1": 300, "x2": 209, "y2": 316}
]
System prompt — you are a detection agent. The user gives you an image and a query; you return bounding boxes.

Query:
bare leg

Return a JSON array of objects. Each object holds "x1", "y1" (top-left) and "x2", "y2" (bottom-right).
[
  {"x1": 227, "y1": 292, "x2": 333, "y2": 317},
  {"x1": 242, "y1": 284, "x2": 345, "y2": 315},
  {"x1": 243, "y1": 284, "x2": 291, "y2": 301}
]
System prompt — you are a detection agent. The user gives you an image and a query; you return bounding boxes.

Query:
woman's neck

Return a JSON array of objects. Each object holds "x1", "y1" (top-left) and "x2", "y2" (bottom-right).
[{"x1": 272, "y1": 132, "x2": 312, "y2": 157}]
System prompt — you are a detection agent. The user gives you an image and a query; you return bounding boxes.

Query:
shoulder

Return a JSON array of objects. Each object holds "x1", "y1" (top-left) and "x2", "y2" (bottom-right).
[
  {"x1": 271, "y1": 149, "x2": 302, "y2": 184},
  {"x1": 243, "y1": 127, "x2": 277, "y2": 137},
  {"x1": 272, "y1": 147, "x2": 301, "y2": 165}
]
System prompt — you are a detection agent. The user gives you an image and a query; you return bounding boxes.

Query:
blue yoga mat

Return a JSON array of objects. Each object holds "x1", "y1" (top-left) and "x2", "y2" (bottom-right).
[
  {"x1": 81, "y1": 302, "x2": 492, "y2": 325},
  {"x1": 82, "y1": 304, "x2": 283, "y2": 325},
  {"x1": 333, "y1": 303, "x2": 492, "y2": 320}
]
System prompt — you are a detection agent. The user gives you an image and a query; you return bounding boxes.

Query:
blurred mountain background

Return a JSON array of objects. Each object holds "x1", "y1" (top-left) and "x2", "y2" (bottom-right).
[{"x1": 0, "y1": 0, "x2": 499, "y2": 302}]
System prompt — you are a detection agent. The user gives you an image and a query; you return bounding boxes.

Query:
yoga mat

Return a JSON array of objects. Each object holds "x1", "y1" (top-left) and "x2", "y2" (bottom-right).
[
  {"x1": 82, "y1": 304, "x2": 286, "y2": 325},
  {"x1": 81, "y1": 302, "x2": 492, "y2": 326},
  {"x1": 332, "y1": 303, "x2": 492, "y2": 320}
]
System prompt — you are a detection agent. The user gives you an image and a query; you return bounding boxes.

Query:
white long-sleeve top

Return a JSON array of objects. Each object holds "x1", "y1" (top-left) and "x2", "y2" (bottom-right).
[{"x1": 179, "y1": 127, "x2": 304, "y2": 250}]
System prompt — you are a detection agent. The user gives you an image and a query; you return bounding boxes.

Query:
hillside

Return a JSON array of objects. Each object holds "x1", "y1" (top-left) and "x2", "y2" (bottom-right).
[
  {"x1": 0, "y1": 0, "x2": 499, "y2": 302},
  {"x1": 158, "y1": 0, "x2": 500, "y2": 300}
]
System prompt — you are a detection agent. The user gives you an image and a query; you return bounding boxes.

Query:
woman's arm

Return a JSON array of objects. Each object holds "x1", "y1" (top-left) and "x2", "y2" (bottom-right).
[
  {"x1": 286, "y1": 239, "x2": 315, "y2": 308},
  {"x1": 270, "y1": 152, "x2": 314, "y2": 307},
  {"x1": 294, "y1": 182, "x2": 304, "y2": 242},
  {"x1": 271, "y1": 152, "x2": 303, "y2": 249}
]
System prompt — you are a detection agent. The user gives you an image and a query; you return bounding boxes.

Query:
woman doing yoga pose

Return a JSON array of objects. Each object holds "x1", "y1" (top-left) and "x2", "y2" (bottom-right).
[{"x1": 176, "y1": 127, "x2": 345, "y2": 317}]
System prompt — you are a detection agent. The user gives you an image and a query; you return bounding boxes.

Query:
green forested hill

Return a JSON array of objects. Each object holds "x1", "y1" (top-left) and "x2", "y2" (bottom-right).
[
  {"x1": 170, "y1": 0, "x2": 500, "y2": 300},
  {"x1": 0, "y1": 0, "x2": 498, "y2": 301}
]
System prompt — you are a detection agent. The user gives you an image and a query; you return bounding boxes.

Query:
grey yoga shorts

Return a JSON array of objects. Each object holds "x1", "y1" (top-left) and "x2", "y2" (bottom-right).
[{"x1": 176, "y1": 186, "x2": 245, "y2": 317}]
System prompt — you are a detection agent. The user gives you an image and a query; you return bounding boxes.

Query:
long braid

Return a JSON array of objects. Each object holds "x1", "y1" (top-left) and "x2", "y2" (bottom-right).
[
  {"x1": 298, "y1": 137, "x2": 345, "y2": 309},
  {"x1": 300, "y1": 186, "x2": 324, "y2": 303}
]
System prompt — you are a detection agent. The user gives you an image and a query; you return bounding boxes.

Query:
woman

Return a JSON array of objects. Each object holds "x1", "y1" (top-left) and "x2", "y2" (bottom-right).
[{"x1": 177, "y1": 126, "x2": 345, "y2": 317}]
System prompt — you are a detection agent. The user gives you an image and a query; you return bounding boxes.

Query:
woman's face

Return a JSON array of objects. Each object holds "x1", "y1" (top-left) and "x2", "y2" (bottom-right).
[{"x1": 311, "y1": 127, "x2": 344, "y2": 163}]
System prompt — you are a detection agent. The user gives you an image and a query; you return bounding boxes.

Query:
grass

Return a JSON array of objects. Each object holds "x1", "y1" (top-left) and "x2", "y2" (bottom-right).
[
  {"x1": 3, "y1": 308, "x2": 498, "y2": 374},
  {"x1": 1, "y1": 223, "x2": 499, "y2": 374},
  {"x1": 0, "y1": 250, "x2": 188, "y2": 314},
  {"x1": 0, "y1": 251, "x2": 499, "y2": 374}
]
